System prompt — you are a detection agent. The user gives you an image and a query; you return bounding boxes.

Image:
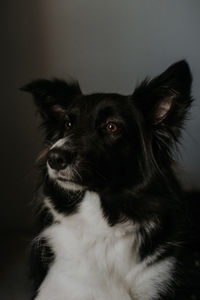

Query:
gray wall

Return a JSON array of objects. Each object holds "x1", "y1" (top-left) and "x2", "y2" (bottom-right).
[{"x1": 1, "y1": 0, "x2": 200, "y2": 230}]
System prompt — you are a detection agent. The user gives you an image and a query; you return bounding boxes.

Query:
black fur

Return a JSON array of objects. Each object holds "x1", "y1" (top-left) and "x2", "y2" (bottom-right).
[
  {"x1": 30, "y1": 237, "x2": 55, "y2": 300},
  {"x1": 22, "y1": 60, "x2": 193, "y2": 299},
  {"x1": 44, "y1": 177, "x2": 85, "y2": 215}
]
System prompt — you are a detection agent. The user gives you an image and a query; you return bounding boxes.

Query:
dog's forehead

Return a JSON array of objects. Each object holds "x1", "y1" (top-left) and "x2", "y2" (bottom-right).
[{"x1": 70, "y1": 93, "x2": 130, "y2": 118}]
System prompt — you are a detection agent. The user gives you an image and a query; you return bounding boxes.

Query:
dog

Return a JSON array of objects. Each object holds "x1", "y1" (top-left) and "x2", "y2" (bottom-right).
[{"x1": 21, "y1": 60, "x2": 192, "y2": 300}]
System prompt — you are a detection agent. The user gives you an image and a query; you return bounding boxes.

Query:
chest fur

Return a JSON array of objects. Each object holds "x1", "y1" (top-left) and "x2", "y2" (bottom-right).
[{"x1": 35, "y1": 191, "x2": 174, "y2": 300}]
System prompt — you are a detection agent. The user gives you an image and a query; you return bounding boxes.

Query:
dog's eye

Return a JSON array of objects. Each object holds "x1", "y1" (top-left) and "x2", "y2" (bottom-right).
[
  {"x1": 65, "y1": 120, "x2": 72, "y2": 130},
  {"x1": 106, "y1": 122, "x2": 118, "y2": 133}
]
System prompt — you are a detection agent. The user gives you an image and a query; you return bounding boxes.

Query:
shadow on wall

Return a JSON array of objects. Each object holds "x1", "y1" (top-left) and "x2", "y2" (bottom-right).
[{"x1": 0, "y1": 1, "x2": 48, "y2": 231}]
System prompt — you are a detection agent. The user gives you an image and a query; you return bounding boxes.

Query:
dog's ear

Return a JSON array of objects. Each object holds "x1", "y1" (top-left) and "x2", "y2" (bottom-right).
[
  {"x1": 133, "y1": 60, "x2": 192, "y2": 135},
  {"x1": 20, "y1": 79, "x2": 81, "y2": 119}
]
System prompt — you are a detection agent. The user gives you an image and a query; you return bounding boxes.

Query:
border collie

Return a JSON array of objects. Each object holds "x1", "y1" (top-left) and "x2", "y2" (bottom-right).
[{"x1": 21, "y1": 60, "x2": 192, "y2": 300}]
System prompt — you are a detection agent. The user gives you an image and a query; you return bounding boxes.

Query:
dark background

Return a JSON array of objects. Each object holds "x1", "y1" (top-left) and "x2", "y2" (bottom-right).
[{"x1": 0, "y1": 1, "x2": 199, "y2": 299}]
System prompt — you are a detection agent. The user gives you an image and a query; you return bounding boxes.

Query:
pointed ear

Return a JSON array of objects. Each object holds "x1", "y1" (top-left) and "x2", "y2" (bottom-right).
[
  {"x1": 133, "y1": 60, "x2": 192, "y2": 129},
  {"x1": 20, "y1": 79, "x2": 81, "y2": 119}
]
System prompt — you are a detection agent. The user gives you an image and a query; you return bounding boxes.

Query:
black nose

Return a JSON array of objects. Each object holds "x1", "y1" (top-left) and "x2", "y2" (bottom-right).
[{"x1": 47, "y1": 148, "x2": 68, "y2": 171}]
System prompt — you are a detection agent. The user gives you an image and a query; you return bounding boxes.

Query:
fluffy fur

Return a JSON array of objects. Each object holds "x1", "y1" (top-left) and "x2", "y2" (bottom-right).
[{"x1": 21, "y1": 60, "x2": 192, "y2": 300}]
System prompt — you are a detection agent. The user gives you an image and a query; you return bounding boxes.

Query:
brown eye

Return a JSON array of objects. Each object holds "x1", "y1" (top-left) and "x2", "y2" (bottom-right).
[
  {"x1": 65, "y1": 120, "x2": 72, "y2": 130},
  {"x1": 106, "y1": 122, "x2": 118, "y2": 133}
]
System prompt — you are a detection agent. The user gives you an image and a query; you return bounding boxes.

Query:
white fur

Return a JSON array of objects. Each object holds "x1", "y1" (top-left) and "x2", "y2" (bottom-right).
[
  {"x1": 35, "y1": 191, "x2": 175, "y2": 300},
  {"x1": 56, "y1": 180, "x2": 85, "y2": 191},
  {"x1": 50, "y1": 137, "x2": 69, "y2": 149}
]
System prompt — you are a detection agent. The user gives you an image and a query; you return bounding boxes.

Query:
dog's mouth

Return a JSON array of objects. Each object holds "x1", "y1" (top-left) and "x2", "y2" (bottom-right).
[
  {"x1": 57, "y1": 176, "x2": 71, "y2": 182},
  {"x1": 47, "y1": 162, "x2": 85, "y2": 190},
  {"x1": 57, "y1": 176, "x2": 80, "y2": 184}
]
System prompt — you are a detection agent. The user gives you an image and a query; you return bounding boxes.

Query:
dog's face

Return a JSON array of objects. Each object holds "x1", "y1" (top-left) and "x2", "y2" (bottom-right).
[
  {"x1": 47, "y1": 94, "x2": 145, "y2": 191},
  {"x1": 40, "y1": 92, "x2": 144, "y2": 190},
  {"x1": 22, "y1": 61, "x2": 192, "y2": 192}
]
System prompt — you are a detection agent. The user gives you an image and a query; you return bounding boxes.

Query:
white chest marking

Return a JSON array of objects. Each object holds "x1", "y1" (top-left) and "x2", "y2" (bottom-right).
[{"x1": 36, "y1": 191, "x2": 175, "y2": 300}]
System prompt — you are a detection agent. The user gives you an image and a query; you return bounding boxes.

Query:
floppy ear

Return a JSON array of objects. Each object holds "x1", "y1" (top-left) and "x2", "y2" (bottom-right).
[
  {"x1": 20, "y1": 79, "x2": 81, "y2": 119},
  {"x1": 133, "y1": 60, "x2": 192, "y2": 135}
]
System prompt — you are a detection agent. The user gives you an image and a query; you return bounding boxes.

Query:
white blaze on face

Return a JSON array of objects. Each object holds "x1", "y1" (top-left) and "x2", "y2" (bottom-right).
[{"x1": 50, "y1": 137, "x2": 69, "y2": 150}]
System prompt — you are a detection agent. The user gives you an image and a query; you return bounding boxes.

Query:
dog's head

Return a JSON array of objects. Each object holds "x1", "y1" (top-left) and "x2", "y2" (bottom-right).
[{"x1": 21, "y1": 60, "x2": 192, "y2": 192}]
